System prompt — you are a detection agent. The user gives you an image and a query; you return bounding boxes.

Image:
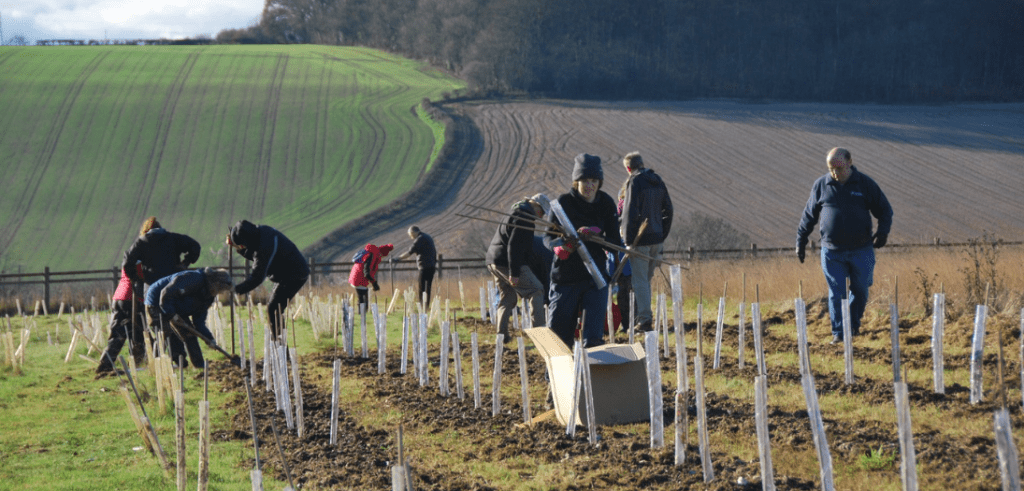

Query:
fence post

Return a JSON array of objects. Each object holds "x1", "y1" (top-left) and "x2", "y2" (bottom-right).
[
  {"x1": 688, "y1": 247, "x2": 695, "y2": 262},
  {"x1": 437, "y1": 254, "x2": 444, "y2": 279},
  {"x1": 750, "y1": 243, "x2": 758, "y2": 257},
  {"x1": 44, "y1": 267, "x2": 51, "y2": 312},
  {"x1": 308, "y1": 258, "x2": 316, "y2": 287}
]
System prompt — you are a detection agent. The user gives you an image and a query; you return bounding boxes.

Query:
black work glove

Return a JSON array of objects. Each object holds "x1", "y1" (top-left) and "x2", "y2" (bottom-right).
[
  {"x1": 796, "y1": 246, "x2": 806, "y2": 263},
  {"x1": 873, "y1": 233, "x2": 888, "y2": 249},
  {"x1": 371, "y1": 280, "x2": 380, "y2": 291}
]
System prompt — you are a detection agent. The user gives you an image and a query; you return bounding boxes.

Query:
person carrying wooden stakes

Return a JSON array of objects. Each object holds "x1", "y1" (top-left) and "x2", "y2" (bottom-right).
[
  {"x1": 546, "y1": 153, "x2": 623, "y2": 349},
  {"x1": 485, "y1": 193, "x2": 551, "y2": 339},
  {"x1": 349, "y1": 243, "x2": 394, "y2": 311},
  {"x1": 396, "y1": 226, "x2": 437, "y2": 307},
  {"x1": 122, "y1": 216, "x2": 201, "y2": 290},
  {"x1": 96, "y1": 254, "x2": 147, "y2": 377},
  {"x1": 619, "y1": 151, "x2": 673, "y2": 333},
  {"x1": 796, "y1": 147, "x2": 893, "y2": 344},
  {"x1": 227, "y1": 220, "x2": 310, "y2": 340},
  {"x1": 145, "y1": 268, "x2": 233, "y2": 369}
]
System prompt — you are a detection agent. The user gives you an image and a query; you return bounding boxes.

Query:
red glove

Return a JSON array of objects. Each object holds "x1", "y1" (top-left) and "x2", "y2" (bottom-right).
[
  {"x1": 577, "y1": 226, "x2": 601, "y2": 238},
  {"x1": 554, "y1": 246, "x2": 571, "y2": 260}
]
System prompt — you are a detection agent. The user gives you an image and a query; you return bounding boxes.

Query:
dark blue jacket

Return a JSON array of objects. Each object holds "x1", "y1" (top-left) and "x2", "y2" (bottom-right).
[
  {"x1": 797, "y1": 166, "x2": 893, "y2": 251},
  {"x1": 145, "y1": 270, "x2": 215, "y2": 338}
]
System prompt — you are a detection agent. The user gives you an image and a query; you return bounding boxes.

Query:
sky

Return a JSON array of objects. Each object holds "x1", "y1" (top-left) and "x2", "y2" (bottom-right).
[{"x1": 1, "y1": 0, "x2": 264, "y2": 44}]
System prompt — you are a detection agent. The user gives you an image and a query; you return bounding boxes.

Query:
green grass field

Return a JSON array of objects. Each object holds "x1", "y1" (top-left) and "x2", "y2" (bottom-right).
[{"x1": 0, "y1": 45, "x2": 465, "y2": 273}]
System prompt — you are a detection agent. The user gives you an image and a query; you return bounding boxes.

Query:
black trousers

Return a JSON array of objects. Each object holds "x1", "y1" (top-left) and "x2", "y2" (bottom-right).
[
  {"x1": 268, "y1": 275, "x2": 308, "y2": 339},
  {"x1": 417, "y1": 267, "x2": 436, "y2": 307}
]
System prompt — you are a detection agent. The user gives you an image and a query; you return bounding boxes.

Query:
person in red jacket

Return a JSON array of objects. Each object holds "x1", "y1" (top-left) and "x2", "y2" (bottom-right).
[
  {"x1": 96, "y1": 255, "x2": 147, "y2": 376},
  {"x1": 348, "y1": 243, "x2": 394, "y2": 310}
]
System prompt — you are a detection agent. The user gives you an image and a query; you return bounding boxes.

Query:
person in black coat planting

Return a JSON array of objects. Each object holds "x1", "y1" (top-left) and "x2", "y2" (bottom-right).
[
  {"x1": 546, "y1": 153, "x2": 622, "y2": 349},
  {"x1": 122, "y1": 216, "x2": 201, "y2": 288},
  {"x1": 227, "y1": 220, "x2": 310, "y2": 339}
]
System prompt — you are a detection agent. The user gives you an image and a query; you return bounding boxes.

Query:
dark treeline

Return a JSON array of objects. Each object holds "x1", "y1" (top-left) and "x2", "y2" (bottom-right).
[{"x1": 218, "y1": 0, "x2": 1024, "y2": 102}]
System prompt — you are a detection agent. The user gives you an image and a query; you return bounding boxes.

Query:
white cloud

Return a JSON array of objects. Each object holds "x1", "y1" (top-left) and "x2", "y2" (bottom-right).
[{"x1": 2, "y1": 0, "x2": 264, "y2": 43}]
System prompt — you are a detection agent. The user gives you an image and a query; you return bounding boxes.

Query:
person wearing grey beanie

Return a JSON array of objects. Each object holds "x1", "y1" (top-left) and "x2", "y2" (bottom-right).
[{"x1": 544, "y1": 153, "x2": 622, "y2": 348}]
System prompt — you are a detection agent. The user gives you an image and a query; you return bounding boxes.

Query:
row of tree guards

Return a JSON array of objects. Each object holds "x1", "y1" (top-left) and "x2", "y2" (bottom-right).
[{"x1": 4, "y1": 272, "x2": 1024, "y2": 490}]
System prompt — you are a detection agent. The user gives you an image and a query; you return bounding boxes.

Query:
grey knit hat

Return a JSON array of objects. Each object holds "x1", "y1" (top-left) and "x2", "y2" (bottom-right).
[
  {"x1": 530, "y1": 193, "x2": 551, "y2": 216},
  {"x1": 572, "y1": 153, "x2": 603, "y2": 182}
]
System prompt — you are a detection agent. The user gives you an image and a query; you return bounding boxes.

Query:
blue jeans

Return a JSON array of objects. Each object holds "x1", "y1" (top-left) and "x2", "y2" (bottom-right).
[
  {"x1": 548, "y1": 281, "x2": 609, "y2": 348},
  {"x1": 629, "y1": 243, "x2": 663, "y2": 326},
  {"x1": 822, "y1": 245, "x2": 875, "y2": 336}
]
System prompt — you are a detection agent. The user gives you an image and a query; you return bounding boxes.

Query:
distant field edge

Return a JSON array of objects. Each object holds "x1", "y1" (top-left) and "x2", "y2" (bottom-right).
[{"x1": 303, "y1": 102, "x2": 482, "y2": 262}]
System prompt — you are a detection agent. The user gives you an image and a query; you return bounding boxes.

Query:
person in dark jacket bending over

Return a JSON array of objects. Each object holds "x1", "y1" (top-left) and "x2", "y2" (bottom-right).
[
  {"x1": 146, "y1": 268, "x2": 233, "y2": 369},
  {"x1": 397, "y1": 226, "x2": 437, "y2": 307},
  {"x1": 619, "y1": 151, "x2": 673, "y2": 332},
  {"x1": 546, "y1": 153, "x2": 623, "y2": 349},
  {"x1": 485, "y1": 194, "x2": 551, "y2": 338},
  {"x1": 123, "y1": 216, "x2": 201, "y2": 288},
  {"x1": 796, "y1": 147, "x2": 893, "y2": 344},
  {"x1": 227, "y1": 220, "x2": 310, "y2": 339}
]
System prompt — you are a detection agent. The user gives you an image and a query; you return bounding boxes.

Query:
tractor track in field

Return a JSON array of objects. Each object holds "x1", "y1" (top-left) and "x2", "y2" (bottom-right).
[
  {"x1": 304, "y1": 100, "x2": 1024, "y2": 264},
  {"x1": 254, "y1": 53, "x2": 290, "y2": 218},
  {"x1": 0, "y1": 50, "x2": 110, "y2": 259},
  {"x1": 48, "y1": 52, "x2": 128, "y2": 259},
  {"x1": 136, "y1": 50, "x2": 201, "y2": 223},
  {"x1": 304, "y1": 102, "x2": 484, "y2": 262}
]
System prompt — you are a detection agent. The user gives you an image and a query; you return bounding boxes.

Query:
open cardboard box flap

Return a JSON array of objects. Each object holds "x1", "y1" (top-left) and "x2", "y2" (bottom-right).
[{"x1": 526, "y1": 327, "x2": 650, "y2": 427}]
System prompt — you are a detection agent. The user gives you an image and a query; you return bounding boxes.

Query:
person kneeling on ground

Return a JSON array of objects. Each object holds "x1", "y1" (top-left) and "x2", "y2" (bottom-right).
[{"x1": 146, "y1": 268, "x2": 233, "y2": 369}]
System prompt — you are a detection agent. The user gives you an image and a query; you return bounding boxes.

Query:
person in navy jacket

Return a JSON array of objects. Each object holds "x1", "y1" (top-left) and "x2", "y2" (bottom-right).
[
  {"x1": 146, "y1": 268, "x2": 233, "y2": 369},
  {"x1": 797, "y1": 147, "x2": 893, "y2": 344}
]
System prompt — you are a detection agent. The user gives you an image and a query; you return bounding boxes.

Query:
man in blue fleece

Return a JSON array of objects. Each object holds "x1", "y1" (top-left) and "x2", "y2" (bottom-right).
[{"x1": 796, "y1": 147, "x2": 893, "y2": 344}]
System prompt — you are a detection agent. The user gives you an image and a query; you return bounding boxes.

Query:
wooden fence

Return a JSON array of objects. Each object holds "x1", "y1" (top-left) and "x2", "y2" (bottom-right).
[{"x1": 1, "y1": 239, "x2": 1018, "y2": 312}]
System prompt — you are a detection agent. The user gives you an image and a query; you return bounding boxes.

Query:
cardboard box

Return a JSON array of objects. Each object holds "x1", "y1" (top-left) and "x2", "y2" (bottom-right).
[{"x1": 526, "y1": 327, "x2": 650, "y2": 427}]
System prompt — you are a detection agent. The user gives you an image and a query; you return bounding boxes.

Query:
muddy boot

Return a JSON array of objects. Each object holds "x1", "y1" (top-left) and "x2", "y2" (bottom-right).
[
  {"x1": 130, "y1": 338, "x2": 147, "y2": 365},
  {"x1": 96, "y1": 337, "x2": 125, "y2": 377}
]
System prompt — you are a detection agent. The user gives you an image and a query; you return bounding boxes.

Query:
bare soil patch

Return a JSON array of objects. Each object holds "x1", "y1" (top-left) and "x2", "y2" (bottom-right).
[{"x1": 211, "y1": 299, "x2": 1018, "y2": 490}]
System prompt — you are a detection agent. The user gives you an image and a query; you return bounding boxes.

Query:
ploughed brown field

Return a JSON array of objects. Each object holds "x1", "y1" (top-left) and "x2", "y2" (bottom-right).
[{"x1": 358, "y1": 100, "x2": 1023, "y2": 258}]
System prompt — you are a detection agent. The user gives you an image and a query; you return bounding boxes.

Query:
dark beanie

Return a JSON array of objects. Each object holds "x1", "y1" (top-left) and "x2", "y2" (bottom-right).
[
  {"x1": 229, "y1": 220, "x2": 259, "y2": 247},
  {"x1": 572, "y1": 153, "x2": 603, "y2": 182}
]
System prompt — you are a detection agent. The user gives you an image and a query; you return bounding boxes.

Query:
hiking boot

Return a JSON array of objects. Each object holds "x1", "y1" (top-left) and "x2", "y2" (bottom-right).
[
  {"x1": 830, "y1": 334, "x2": 843, "y2": 345},
  {"x1": 634, "y1": 320, "x2": 654, "y2": 333},
  {"x1": 96, "y1": 338, "x2": 125, "y2": 375}
]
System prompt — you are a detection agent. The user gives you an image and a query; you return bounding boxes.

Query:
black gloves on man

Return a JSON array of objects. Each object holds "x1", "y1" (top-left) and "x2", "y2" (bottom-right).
[{"x1": 872, "y1": 233, "x2": 888, "y2": 248}]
